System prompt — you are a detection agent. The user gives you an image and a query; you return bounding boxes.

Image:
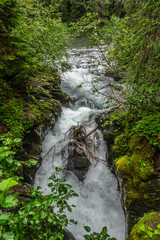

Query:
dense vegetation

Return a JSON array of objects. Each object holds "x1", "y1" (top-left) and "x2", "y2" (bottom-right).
[
  {"x1": 0, "y1": 0, "x2": 160, "y2": 239},
  {"x1": 0, "y1": 0, "x2": 74, "y2": 239}
]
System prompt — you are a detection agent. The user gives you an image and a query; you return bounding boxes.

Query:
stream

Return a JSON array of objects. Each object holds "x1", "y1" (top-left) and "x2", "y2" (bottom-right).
[{"x1": 35, "y1": 46, "x2": 126, "y2": 240}]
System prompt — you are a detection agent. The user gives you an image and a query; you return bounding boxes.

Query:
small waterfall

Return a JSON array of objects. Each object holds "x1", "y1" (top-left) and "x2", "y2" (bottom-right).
[{"x1": 34, "y1": 46, "x2": 125, "y2": 240}]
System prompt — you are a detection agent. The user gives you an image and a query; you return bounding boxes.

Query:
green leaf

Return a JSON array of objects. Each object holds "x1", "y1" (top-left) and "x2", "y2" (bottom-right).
[
  {"x1": 0, "y1": 178, "x2": 18, "y2": 192},
  {"x1": 83, "y1": 235, "x2": 91, "y2": 240},
  {"x1": 67, "y1": 206, "x2": 72, "y2": 212},
  {"x1": 47, "y1": 215, "x2": 53, "y2": 223},
  {"x1": 2, "y1": 195, "x2": 19, "y2": 208},
  {"x1": 102, "y1": 226, "x2": 107, "y2": 235},
  {"x1": 48, "y1": 183, "x2": 54, "y2": 187},
  {"x1": 25, "y1": 161, "x2": 31, "y2": 168},
  {"x1": 59, "y1": 207, "x2": 63, "y2": 213},
  {"x1": 0, "y1": 213, "x2": 10, "y2": 224},
  {"x1": 29, "y1": 159, "x2": 37, "y2": 164},
  {"x1": 55, "y1": 167, "x2": 63, "y2": 172},
  {"x1": 0, "y1": 151, "x2": 10, "y2": 161},
  {"x1": 34, "y1": 201, "x2": 41, "y2": 207},
  {"x1": 84, "y1": 226, "x2": 91, "y2": 232},
  {"x1": 73, "y1": 193, "x2": 79, "y2": 197},
  {"x1": 41, "y1": 211, "x2": 47, "y2": 219},
  {"x1": 62, "y1": 186, "x2": 68, "y2": 194},
  {"x1": 70, "y1": 219, "x2": 77, "y2": 225},
  {"x1": 3, "y1": 232, "x2": 14, "y2": 240},
  {"x1": 55, "y1": 183, "x2": 60, "y2": 190}
]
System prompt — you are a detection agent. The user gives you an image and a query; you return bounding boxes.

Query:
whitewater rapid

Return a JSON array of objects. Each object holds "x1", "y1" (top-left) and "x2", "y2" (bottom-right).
[{"x1": 35, "y1": 46, "x2": 125, "y2": 240}]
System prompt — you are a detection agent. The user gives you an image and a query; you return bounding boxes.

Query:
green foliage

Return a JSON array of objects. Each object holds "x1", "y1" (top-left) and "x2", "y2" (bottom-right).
[
  {"x1": 0, "y1": 178, "x2": 19, "y2": 208},
  {"x1": 84, "y1": 226, "x2": 117, "y2": 240},
  {"x1": 71, "y1": 12, "x2": 100, "y2": 38},
  {"x1": 0, "y1": 141, "x2": 22, "y2": 179},
  {"x1": 0, "y1": 168, "x2": 117, "y2": 240},
  {"x1": 0, "y1": 0, "x2": 31, "y2": 89},
  {"x1": 137, "y1": 224, "x2": 160, "y2": 239},
  {"x1": 0, "y1": 0, "x2": 70, "y2": 92},
  {"x1": 17, "y1": 0, "x2": 70, "y2": 65},
  {"x1": 1, "y1": 0, "x2": 159, "y2": 239},
  {"x1": 131, "y1": 114, "x2": 160, "y2": 149},
  {"x1": 46, "y1": 0, "x2": 123, "y2": 23},
  {"x1": 113, "y1": 133, "x2": 129, "y2": 156},
  {"x1": 0, "y1": 98, "x2": 24, "y2": 138},
  {"x1": 0, "y1": 0, "x2": 21, "y2": 33},
  {"x1": 109, "y1": 0, "x2": 160, "y2": 114},
  {"x1": 128, "y1": 212, "x2": 160, "y2": 240},
  {"x1": 0, "y1": 178, "x2": 18, "y2": 192},
  {"x1": 44, "y1": 0, "x2": 94, "y2": 23},
  {"x1": 0, "y1": 169, "x2": 78, "y2": 240}
]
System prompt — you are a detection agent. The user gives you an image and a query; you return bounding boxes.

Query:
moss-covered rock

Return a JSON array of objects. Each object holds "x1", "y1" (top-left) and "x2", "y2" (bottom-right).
[
  {"x1": 116, "y1": 138, "x2": 155, "y2": 185},
  {"x1": 127, "y1": 212, "x2": 160, "y2": 240},
  {"x1": 19, "y1": 69, "x2": 70, "y2": 184},
  {"x1": 97, "y1": 110, "x2": 160, "y2": 235},
  {"x1": 116, "y1": 155, "x2": 131, "y2": 177},
  {"x1": 131, "y1": 152, "x2": 154, "y2": 182},
  {"x1": 129, "y1": 136, "x2": 156, "y2": 156},
  {"x1": 114, "y1": 134, "x2": 160, "y2": 231}
]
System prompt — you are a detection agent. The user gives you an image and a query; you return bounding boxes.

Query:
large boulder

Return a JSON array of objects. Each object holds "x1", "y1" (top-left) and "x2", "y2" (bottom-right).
[
  {"x1": 56, "y1": 229, "x2": 76, "y2": 240},
  {"x1": 66, "y1": 146, "x2": 91, "y2": 181},
  {"x1": 63, "y1": 229, "x2": 76, "y2": 240}
]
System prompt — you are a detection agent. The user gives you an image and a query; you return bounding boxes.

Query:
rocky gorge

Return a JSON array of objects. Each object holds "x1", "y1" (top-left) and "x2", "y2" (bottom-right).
[{"x1": 20, "y1": 47, "x2": 160, "y2": 240}]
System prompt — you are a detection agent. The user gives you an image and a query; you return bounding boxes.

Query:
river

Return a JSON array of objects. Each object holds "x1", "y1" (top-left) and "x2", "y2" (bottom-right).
[{"x1": 34, "y1": 46, "x2": 126, "y2": 240}]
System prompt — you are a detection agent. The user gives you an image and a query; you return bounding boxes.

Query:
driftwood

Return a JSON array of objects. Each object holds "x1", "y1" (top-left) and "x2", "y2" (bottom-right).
[{"x1": 42, "y1": 124, "x2": 106, "y2": 166}]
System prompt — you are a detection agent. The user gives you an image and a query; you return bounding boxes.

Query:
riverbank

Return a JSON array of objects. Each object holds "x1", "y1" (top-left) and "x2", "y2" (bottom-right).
[
  {"x1": 95, "y1": 108, "x2": 160, "y2": 239},
  {"x1": 0, "y1": 64, "x2": 70, "y2": 208}
]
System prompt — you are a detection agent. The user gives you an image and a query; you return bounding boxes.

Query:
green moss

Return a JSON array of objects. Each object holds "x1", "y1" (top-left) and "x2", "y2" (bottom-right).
[
  {"x1": 26, "y1": 104, "x2": 41, "y2": 123},
  {"x1": 127, "y1": 189, "x2": 142, "y2": 201},
  {"x1": 128, "y1": 212, "x2": 160, "y2": 240},
  {"x1": 115, "y1": 137, "x2": 155, "y2": 186},
  {"x1": 116, "y1": 155, "x2": 131, "y2": 177},
  {"x1": 131, "y1": 152, "x2": 154, "y2": 182},
  {"x1": 130, "y1": 137, "x2": 156, "y2": 158},
  {"x1": 39, "y1": 100, "x2": 53, "y2": 111}
]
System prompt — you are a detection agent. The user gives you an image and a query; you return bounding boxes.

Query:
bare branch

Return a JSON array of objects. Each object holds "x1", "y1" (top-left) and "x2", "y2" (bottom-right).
[{"x1": 131, "y1": 84, "x2": 160, "y2": 106}]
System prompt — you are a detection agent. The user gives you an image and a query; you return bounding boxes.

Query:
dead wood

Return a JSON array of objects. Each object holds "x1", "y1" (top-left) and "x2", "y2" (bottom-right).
[{"x1": 42, "y1": 124, "x2": 106, "y2": 166}]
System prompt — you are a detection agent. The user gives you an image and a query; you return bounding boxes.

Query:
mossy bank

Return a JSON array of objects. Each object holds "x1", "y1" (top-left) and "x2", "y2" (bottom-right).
[
  {"x1": 0, "y1": 66, "x2": 70, "y2": 207},
  {"x1": 95, "y1": 109, "x2": 160, "y2": 239}
]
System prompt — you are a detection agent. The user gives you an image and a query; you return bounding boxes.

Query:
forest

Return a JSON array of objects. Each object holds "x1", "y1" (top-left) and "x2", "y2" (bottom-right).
[{"x1": 0, "y1": 0, "x2": 160, "y2": 239}]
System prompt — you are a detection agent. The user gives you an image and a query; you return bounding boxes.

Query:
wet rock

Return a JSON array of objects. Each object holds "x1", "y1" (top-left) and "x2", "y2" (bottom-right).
[
  {"x1": 22, "y1": 129, "x2": 42, "y2": 184},
  {"x1": 42, "y1": 77, "x2": 71, "y2": 106},
  {"x1": 63, "y1": 229, "x2": 76, "y2": 240},
  {"x1": 51, "y1": 89, "x2": 71, "y2": 105},
  {"x1": 104, "y1": 69, "x2": 123, "y2": 82},
  {"x1": 22, "y1": 98, "x2": 62, "y2": 184},
  {"x1": 102, "y1": 126, "x2": 116, "y2": 166},
  {"x1": 95, "y1": 112, "x2": 116, "y2": 166},
  {"x1": 66, "y1": 146, "x2": 91, "y2": 181},
  {"x1": 56, "y1": 229, "x2": 76, "y2": 240}
]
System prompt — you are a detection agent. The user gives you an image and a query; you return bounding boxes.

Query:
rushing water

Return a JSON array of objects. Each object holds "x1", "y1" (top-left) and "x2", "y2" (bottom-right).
[{"x1": 35, "y1": 46, "x2": 125, "y2": 240}]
